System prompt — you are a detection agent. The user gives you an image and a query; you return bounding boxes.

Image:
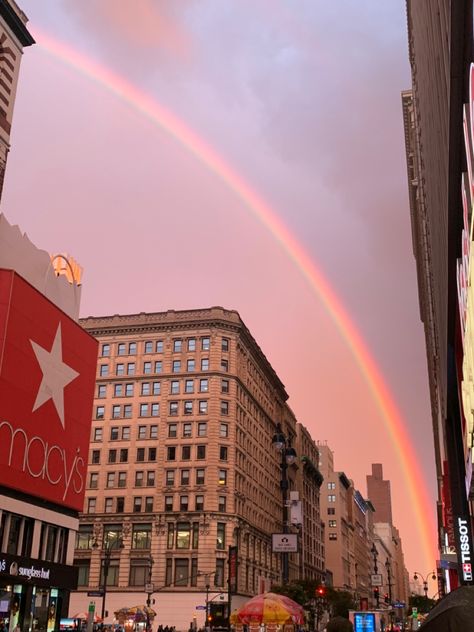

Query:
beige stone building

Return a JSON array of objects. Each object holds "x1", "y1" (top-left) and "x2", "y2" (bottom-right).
[{"x1": 72, "y1": 308, "x2": 322, "y2": 630}]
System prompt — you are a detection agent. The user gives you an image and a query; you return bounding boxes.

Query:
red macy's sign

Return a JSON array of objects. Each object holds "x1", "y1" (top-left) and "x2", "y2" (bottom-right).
[{"x1": 0, "y1": 270, "x2": 98, "y2": 511}]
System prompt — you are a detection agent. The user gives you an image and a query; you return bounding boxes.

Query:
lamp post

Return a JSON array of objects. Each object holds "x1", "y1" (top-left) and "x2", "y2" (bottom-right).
[
  {"x1": 413, "y1": 571, "x2": 437, "y2": 599},
  {"x1": 385, "y1": 559, "x2": 393, "y2": 631},
  {"x1": 272, "y1": 423, "x2": 297, "y2": 585},
  {"x1": 371, "y1": 544, "x2": 380, "y2": 608},
  {"x1": 93, "y1": 534, "x2": 124, "y2": 624},
  {"x1": 205, "y1": 577, "x2": 211, "y2": 632},
  {"x1": 145, "y1": 557, "x2": 154, "y2": 632}
]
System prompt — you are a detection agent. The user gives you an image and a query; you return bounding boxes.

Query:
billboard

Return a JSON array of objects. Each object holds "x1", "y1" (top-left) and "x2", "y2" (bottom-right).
[{"x1": 0, "y1": 270, "x2": 98, "y2": 511}]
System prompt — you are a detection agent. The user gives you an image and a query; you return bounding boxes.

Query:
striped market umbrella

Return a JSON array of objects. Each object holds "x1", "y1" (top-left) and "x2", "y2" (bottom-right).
[
  {"x1": 114, "y1": 606, "x2": 157, "y2": 623},
  {"x1": 230, "y1": 592, "x2": 304, "y2": 625}
]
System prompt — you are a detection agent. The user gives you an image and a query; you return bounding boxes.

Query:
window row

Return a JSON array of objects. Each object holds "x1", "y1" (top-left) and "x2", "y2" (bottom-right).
[
  {"x1": 98, "y1": 379, "x2": 230, "y2": 399},
  {"x1": 101, "y1": 336, "x2": 224, "y2": 358},
  {"x1": 95, "y1": 398, "x2": 230, "y2": 420},
  {"x1": 85, "y1": 492, "x2": 228, "y2": 514},
  {"x1": 98, "y1": 356, "x2": 230, "y2": 378}
]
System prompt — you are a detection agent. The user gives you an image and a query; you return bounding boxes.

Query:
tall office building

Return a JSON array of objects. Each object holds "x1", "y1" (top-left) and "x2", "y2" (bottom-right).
[
  {"x1": 0, "y1": 0, "x2": 34, "y2": 198},
  {"x1": 71, "y1": 308, "x2": 321, "y2": 630},
  {"x1": 366, "y1": 464, "x2": 392, "y2": 525}
]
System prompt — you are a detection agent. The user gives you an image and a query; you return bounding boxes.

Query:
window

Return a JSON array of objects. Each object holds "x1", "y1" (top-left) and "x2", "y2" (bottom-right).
[
  {"x1": 98, "y1": 385, "x2": 106, "y2": 398},
  {"x1": 327, "y1": 508, "x2": 336, "y2": 515},
  {"x1": 142, "y1": 382, "x2": 151, "y2": 396},
  {"x1": 221, "y1": 359, "x2": 228, "y2": 372},
  {"x1": 122, "y1": 427, "x2": 130, "y2": 440},
  {"x1": 170, "y1": 380, "x2": 180, "y2": 394},
  {"x1": 187, "y1": 359, "x2": 195, "y2": 372},
  {"x1": 129, "y1": 342, "x2": 137, "y2": 355},
  {"x1": 123, "y1": 404, "x2": 132, "y2": 418},
  {"x1": 117, "y1": 343, "x2": 126, "y2": 356},
  {"x1": 328, "y1": 495, "x2": 336, "y2": 503},
  {"x1": 147, "y1": 471, "x2": 155, "y2": 486},
  {"x1": 172, "y1": 360, "x2": 181, "y2": 373},
  {"x1": 137, "y1": 448, "x2": 145, "y2": 462},
  {"x1": 127, "y1": 363, "x2": 135, "y2": 375},
  {"x1": 173, "y1": 339, "x2": 182, "y2": 352},
  {"x1": 140, "y1": 405, "x2": 149, "y2": 418},
  {"x1": 153, "y1": 381, "x2": 161, "y2": 395},
  {"x1": 197, "y1": 445, "x2": 206, "y2": 460},
  {"x1": 222, "y1": 338, "x2": 229, "y2": 352},
  {"x1": 108, "y1": 449, "x2": 117, "y2": 463},
  {"x1": 144, "y1": 341, "x2": 153, "y2": 353},
  {"x1": 120, "y1": 448, "x2": 128, "y2": 462},
  {"x1": 114, "y1": 384, "x2": 123, "y2": 397},
  {"x1": 199, "y1": 400, "x2": 208, "y2": 414},
  {"x1": 76, "y1": 525, "x2": 93, "y2": 550},
  {"x1": 201, "y1": 337, "x2": 210, "y2": 351},
  {"x1": 180, "y1": 469, "x2": 190, "y2": 485},
  {"x1": 133, "y1": 497, "x2": 143, "y2": 513},
  {"x1": 219, "y1": 446, "x2": 228, "y2": 461},
  {"x1": 220, "y1": 423, "x2": 229, "y2": 438},
  {"x1": 327, "y1": 482, "x2": 336, "y2": 490},
  {"x1": 184, "y1": 401, "x2": 193, "y2": 415},
  {"x1": 329, "y1": 533, "x2": 338, "y2": 541},
  {"x1": 116, "y1": 363, "x2": 125, "y2": 376},
  {"x1": 175, "y1": 559, "x2": 189, "y2": 586},
  {"x1": 195, "y1": 495, "x2": 204, "y2": 511},
  {"x1": 104, "y1": 498, "x2": 113, "y2": 513},
  {"x1": 169, "y1": 401, "x2": 179, "y2": 416},
  {"x1": 165, "y1": 496, "x2": 173, "y2": 512},
  {"x1": 156, "y1": 340, "x2": 163, "y2": 353},
  {"x1": 117, "y1": 497, "x2": 125, "y2": 512},
  {"x1": 112, "y1": 406, "x2": 121, "y2": 420},
  {"x1": 94, "y1": 427, "x2": 103, "y2": 441},
  {"x1": 148, "y1": 447, "x2": 157, "y2": 461},
  {"x1": 96, "y1": 406, "x2": 105, "y2": 419},
  {"x1": 199, "y1": 379, "x2": 209, "y2": 392},
  {"x1": 99, "y1": 364, "x2": 109, "y2": 377},
  {"x1": 110, "y1": 426, "x2": 119, "y2": 440},
  {"x1": 215, "y1": 558, "x2": 225, "y2": 586},
  {"x1": 87, "y1": 498, "x2": 96, "y2": 513},
  {"x1": 132, "y1": 524, "x2": 152, "y2": 549},
  {"x1": 106, "y1": 472, "x2": 115, "y2": 488},
  {"x1": 196, "y1": 469, "x2": 205, "y2": 485},
  {"x1": 167, "y1": 523, "x2": 175, "y2": 549},
  {"x1": 89, "y1": 473, "x2": 98, "y2": 489},
  {"x1": 192, "y1": 523, "x2": 199, "y2": 549},
  {"x1": 101, "y1": 344, "x2": 110, "y2": 357},
  {"x1": 201, "y1": 358, "x2": 209, "y2": 371},
  {"x1": 328, "y1": 520, "x2": 337, "y2": 528},
  {"x1": 129, "y1": 560, "x2": 148, "y2": 586},
  {"x1": 180, "y1": 495, "x2": 189, "y2": 511},
  {"x1": 191, "y1": 557, "x2": 199, "y2": 584},
  {"x1": 150, "y1": 424, "x2": 158, "y2": 438},
  {"x1": 118, "y1": 472, "x2": 127, "y2": 488},
  {"x1": 198, "y1": 422, "x2": 207, "y2": 437},
  {"x1": 182, "y1": 446, "x2": 191, "y2": 460},
  {"x1": 91, "y1": 450, "x2": 101, "y2": 464},
  {"x1": 168, "y1": 424, "x2": 177, "y2": 438},
  {"x1": 221, "y1": 379, "x2": 229, "y2": 393},
  {"x1": 218, "y1": 496, "x2": 227, "y2": 512},
  {"x1": 176, "y1": 522, "x2": 191, "y2": 549},
  {"x1": 218, "y1": 469, "x2": 227, "y2": 486},
  {"x1": 188, "y1": 338, "x2": 196, "y2": 351},
  {"x1": 216, "y1": 523, "x2": 226, "y2": 549},
  {"x1": 143, "y1": 361, "x2": 152, "y2": 374},
  {"x1": 166, "y1": 470, "x2": 175, "y2": 486},
  {"x1": 183, "y1": 423, "x2": 192, "y2": 437},
  {"x1": 185, "y1": 379, "x2": 194, "y2": 393},
  {"x1": 145, "y1": 497, "x2": 153, "y2": 512},
  {"x1": 155, "y1": 361, "x2": 163, "y2": 373},
  {"x1": 151, "y1": 403, "x2": 160, "y2": 417},
  {"x1": 167, "y1": 446, "x2": 176, "y2": 460},
  {"x1": 221, "y1": 401, "x2": 229, "y2": 415},
  {"x1": 135, "y1": 471, "x2": 144, "y2": 487},
  {"x1": 125, "y1": 383, "x2": 134, "y2": 397},
  {"x1": 166, "y1": 558, "x2": 172, "y2": 585}
]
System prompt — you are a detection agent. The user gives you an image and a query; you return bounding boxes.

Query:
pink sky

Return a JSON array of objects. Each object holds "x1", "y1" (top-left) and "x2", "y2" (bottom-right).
[{"x1": 3, "y1": 0, "x2": 436, "y2": 575}]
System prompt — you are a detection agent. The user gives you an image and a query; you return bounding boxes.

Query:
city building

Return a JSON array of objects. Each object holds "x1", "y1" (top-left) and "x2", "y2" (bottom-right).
[
  {"x1": 0, "y1": 0, "x2": 34, "y2": 199},
  {"x1": 403, "y1": 1, "x2": 474, "y2": 588},
  {"x1": 72, "y1": 308, "x2": 309, "y2": 630},
  {"x1": 366, "y1": 465, "x2": 392, "y2": 525}
]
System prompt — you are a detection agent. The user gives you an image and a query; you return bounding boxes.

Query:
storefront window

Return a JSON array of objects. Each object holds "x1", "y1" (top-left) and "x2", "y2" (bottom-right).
[{"x1": 132, "y1": 524, "x2": 151, "y2": 550}]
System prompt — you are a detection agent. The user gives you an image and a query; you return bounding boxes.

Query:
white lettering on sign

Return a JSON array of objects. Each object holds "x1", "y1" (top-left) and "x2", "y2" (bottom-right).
[
  {"x1": 0, "y1": 421, "x2": 85, "y2": 500},
  {"x1": 457, "y1": 517, "x2": 473, "y2": 581},
  {"x1": 18, "y1": 565, "x2": 50, "y2": 580}
]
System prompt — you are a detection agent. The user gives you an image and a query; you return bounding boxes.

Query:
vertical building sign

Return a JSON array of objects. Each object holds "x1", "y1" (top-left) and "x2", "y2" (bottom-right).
[
  {"x1": 228, "y1": 546, "x2": 238, "y2": 595},
  {"x1": 454, "y1": 516, "x2": 474, "y2": 584}
]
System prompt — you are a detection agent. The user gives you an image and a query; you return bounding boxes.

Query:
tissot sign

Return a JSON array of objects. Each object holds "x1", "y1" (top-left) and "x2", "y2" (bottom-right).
[
  {"x1": 454, "y1": 515, "x2": 474, "y2": 584},
  {"x1": 0, "y1": 270, "x2": 98, "y2": 511}
]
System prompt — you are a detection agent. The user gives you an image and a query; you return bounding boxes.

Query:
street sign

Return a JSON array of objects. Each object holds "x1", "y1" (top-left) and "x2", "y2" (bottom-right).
[
  {"x1": 195, "y1": 606, "x2": 206, "y2": 610},
  {"x1": 145, "y1": 583, "x2": 154, "y2": 593},
  {"x1": 370, "y1": 574, "x2": 382, "y2": 587},
  {"x1": 272, "y1": 533, "x2": 298, "y2": 552},
  {"x1": 87, "y1": 591, "x2": 104, "y2": 597}
]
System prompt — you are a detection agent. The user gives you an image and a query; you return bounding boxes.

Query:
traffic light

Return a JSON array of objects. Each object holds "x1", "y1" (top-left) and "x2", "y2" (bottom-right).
[
  {"x1": 384, "y1": 593, "x2": 390, "y2": 605},
  {"x1": 373, "y1": 587, "x2": 379, "y2": 600},
  {"x1": 207, "y1": 615, "x2": 212, "y2": 623},
  {"x1": 316, "y1": 586, "x2": 326, "y2": 598}
]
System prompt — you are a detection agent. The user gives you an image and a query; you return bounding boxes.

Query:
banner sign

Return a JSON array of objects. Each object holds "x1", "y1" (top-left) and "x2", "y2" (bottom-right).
[
  {"x1": 0, "y1": 551, "x2": 78, "y2": 589},
  {"x1": 454, "y1": 515, "x2": 474, "y2": 584},
  {"x1": 0, "y1": 270, "x2": 98, "y2": 511},
  {"x1": 228, "y1": 546, "x2": 238, "y2": 594},
  {"x1": 272, "y1": 534, "x2": 298, "y2": 553}
]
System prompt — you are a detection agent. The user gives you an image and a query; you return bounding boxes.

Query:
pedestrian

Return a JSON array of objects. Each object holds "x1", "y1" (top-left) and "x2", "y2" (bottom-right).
[{"x1": 326, "y1": 617, "x2": 353, "y2": 632}]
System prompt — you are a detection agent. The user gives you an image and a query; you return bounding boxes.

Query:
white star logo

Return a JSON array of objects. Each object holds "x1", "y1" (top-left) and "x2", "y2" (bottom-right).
[{"x1": 30, "y1": 323, "x2": 79, "y2": 428}]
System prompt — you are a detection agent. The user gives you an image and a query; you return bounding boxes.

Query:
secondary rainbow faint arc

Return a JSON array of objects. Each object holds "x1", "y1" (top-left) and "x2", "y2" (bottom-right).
[{"x1": 35, "y1": 29, "x2": 436, "y2": 566}]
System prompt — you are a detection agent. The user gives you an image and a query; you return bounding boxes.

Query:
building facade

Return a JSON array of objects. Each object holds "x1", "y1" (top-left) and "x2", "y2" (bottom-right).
[{"x1": 72, "y1": 308, "x2": 308, "y2": 630}]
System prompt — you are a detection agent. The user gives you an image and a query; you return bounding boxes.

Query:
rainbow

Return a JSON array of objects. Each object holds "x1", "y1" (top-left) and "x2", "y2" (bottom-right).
[{"x1": 33, "y1": 29, "x2": 437, "y2": 566}]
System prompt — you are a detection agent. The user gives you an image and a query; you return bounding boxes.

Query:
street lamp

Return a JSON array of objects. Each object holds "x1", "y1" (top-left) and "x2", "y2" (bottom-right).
[
  {"x1": 413, "y1": 571, "x2": 437, "y2": 598},
  {"x1": 145, "y1": 557, "x2": 154, "y2": 632},
  {"x1": 385, "y1": 559, "x2": 393, "y2": 631},
  {"x1": 92, "y1": 534, "x2": 124, "y2": 624},
  {"x1": 371, "y1": 544, "x2": 380, "y2": 608},
  {"x1": 272, "y1": 423, "x2": 297, "y2": 585}
]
